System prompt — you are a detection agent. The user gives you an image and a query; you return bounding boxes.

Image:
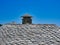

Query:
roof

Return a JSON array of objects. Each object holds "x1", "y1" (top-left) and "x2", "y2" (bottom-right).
[{"x1": 0, "y1": 24, "x2": 60, "y2": 45}]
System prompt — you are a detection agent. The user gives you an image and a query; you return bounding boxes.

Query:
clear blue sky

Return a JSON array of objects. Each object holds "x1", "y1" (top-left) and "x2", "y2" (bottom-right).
[{"x1": 0, "y1": 0, "x2": 60, "y2": 26}]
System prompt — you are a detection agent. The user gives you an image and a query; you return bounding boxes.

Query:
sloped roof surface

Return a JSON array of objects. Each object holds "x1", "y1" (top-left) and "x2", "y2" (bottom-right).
[{"x1": 0, "y1": 24, "x2": 60, "y2": 45}]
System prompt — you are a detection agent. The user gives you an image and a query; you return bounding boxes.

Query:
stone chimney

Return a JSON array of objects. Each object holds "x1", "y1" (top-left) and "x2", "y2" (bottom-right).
[{"x1": 21, "y1": 14, "x2": 32, "y2": 24}]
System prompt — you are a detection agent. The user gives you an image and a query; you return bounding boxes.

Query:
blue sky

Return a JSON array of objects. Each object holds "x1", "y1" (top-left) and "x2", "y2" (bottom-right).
[{"x1": 0, "y1": 0, "x2": 60, "y2": 26}]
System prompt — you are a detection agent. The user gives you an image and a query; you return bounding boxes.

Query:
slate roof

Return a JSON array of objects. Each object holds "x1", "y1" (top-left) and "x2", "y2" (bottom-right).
[{"x1": 0, "y1": 24, "x2": 60, "y2": 45}]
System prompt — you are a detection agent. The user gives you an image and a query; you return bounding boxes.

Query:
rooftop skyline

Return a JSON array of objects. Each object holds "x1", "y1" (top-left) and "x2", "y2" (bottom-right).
[{"x1": 0, "y1": 0, "x2": 60, "y2": 26}]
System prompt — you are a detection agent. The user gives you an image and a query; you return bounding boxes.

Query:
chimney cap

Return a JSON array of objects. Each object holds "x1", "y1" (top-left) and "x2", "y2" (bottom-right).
[{"x1": 21, "y1": 14, "x2": 32, "y2": 17}]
